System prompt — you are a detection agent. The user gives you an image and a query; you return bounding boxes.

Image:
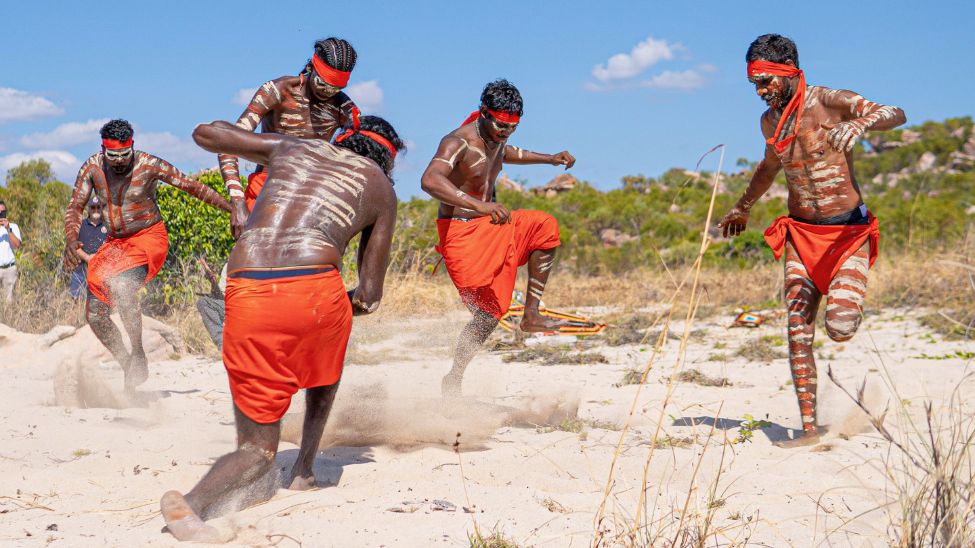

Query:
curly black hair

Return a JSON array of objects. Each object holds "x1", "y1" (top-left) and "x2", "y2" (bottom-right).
[
  {"x1": 480, "y1": 79, "x2": 523, "y2": 116},
  {"x1": 333, "y1": 115, "x2": 405, "y2": 179},
  {"x1": 100, "y1": 119, "x2": 134, "y2": 142},
  {"x1": 746, "y1": 34, "x2": 799, "y2": 67},
  {"x1": 313, "y1": 37, "x2": 357, "y2": 72}
]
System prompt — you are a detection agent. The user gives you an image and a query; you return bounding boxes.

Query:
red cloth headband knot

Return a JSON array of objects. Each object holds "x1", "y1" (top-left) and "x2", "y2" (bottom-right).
[
  {"x1": 102, "y1": 138, "x2": 133, "y2": 150},
  {"x1": 311, "y1": 55, "x2": 351, "y2": 88},
  {"x1": 746, "y1": 60, "x2": 806, "y2": 153},
  {"x1": 335, "y1": 129, "x2": 397, "y2": 160},
  {"x1": 460, "y1": 109, "x2": 521, "y2": 127}
]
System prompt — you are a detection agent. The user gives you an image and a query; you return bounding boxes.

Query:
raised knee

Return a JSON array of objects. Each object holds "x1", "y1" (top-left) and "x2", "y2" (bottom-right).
[{"x1": 825, "y1": 317, "x2": 860, "y2": 342}]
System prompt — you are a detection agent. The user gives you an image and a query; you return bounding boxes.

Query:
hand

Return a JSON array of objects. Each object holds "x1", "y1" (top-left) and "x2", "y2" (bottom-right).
[
  {"x1": 0, "y1": 218, "x2": 8, "y2": 229},
  {"x1": 821, "y1": 121, "x2": 864, "y2": 153},
  {"x1": 63, "y1": 240, "x2": 83, "y2": 271},
  {"x1": 550, "y1": 151, "x2": 576, "y2": 170},
  {"x1": 475, "y1": 201, "x2": 511, "y2": 224},
  {"x1": 229, "y1": 197, "x2": 249, "y2": 239},
  {"x1": 717, "y1": 206, "x2": 750, "y2": 238}
]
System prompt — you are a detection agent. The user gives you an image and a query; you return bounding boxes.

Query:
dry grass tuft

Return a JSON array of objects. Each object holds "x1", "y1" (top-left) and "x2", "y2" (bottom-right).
[
  {"x1": 736, "y1": 335, "x2": 787, "y2": 362},
  {"x1": 677, "y1": 368, "x2": 730, "y2": 387}
]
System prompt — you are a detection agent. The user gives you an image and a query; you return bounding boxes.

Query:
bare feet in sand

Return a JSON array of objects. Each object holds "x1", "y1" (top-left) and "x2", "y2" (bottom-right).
[
  {"x1": 124, "y1": 352, "x2": 149, "y2": 391},
  {"x1": 288, "y1": 475, "x2": 318, "y2": 491},
  {"x1": 519, "y1": 312, "x2": 571, "y2": 333},
  {"x1": 441, "y1": 373, "x2": 462, "y2": 398},
  {"x1": 160, "y1": 490, "x2": 223, "y2": 542},
  {"x1": 773, "y1": 429, "x2": 823, "y2": 448}
]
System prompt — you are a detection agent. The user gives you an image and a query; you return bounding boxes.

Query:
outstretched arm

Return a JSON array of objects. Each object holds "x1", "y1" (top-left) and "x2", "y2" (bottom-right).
[
  {"x1": 503, "y1": 145, "x2": 576, "y2": 169},
  {"x1": 217, "y1": 81, "x2": 283, "y2": 198},
  {"x1": 63, "y1": 160, "x2": 97, "y2": 269},
  {"x1": 194, "y1": 121, "x2": 288, "y2": 168},
  {"x1": 149, "y1": 156, "x2": 231, "y2": 212},
  {"x1": 717, "y1": 135, "x2": 782, "y2": 237},
  {"x1": 420, "y1": 136, "x2": 510, "y2": 223},
  {"x1": 820, "y1": 89, "x2": 907, "y2": 152},
  {"x1": 350, "y1": 186, "x2": 397, "y2": 315}
]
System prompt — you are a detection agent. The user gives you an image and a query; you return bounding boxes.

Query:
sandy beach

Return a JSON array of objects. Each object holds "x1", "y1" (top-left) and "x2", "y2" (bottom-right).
[{"x1": 0, "y1": 305, "x2": 972, "y2": 547}]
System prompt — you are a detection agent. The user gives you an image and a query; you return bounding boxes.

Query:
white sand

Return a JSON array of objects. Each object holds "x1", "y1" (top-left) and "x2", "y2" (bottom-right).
[{"x1": 0, "y1": 309, "x2": 972, "y2": 546}]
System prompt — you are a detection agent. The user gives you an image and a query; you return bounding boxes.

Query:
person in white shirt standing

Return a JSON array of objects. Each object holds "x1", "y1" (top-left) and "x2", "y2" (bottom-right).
[{"x1": 0, "y1": 200, "x2": 23, "y2": 303}]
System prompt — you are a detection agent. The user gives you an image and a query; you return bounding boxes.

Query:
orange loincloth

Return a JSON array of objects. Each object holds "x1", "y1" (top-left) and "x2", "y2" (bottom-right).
[
  {"x1": 764, "y1": 214, "x2": 880, "y2": 294},
  {"x1": 222, "y1": 267, "x2": 352, "y2": 424},
  {"x1": 436, "y1": 210, "x2": 561, "y2": 319},
  {"x1": 244, "y1": 171, "x2": 268, "y2": 212},
  {"x1": 86, "y1": 221, "x2": 169, "y2": 306}
]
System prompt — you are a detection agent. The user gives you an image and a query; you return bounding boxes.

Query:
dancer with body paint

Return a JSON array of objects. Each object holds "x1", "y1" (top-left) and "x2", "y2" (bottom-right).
[
  {"x1": 161, "y1": 116, "x2": 402, "y2": 542},
  {"x1": 717, "y1": 34, "x2": 905, "y2": 447},
  {"x1": 63, "y1": 119, "x2": 231, "y2": 390},
  {"x1": 421, "y1": 79, "x2": 576, "y2": 398},
  {"x1": 219, "y1": 37, "x2": 361, "y2": 237}
]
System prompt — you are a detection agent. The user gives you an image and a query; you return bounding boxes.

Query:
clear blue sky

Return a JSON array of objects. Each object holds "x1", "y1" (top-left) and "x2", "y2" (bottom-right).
[{"x1": 1, "y1": 1, "x2": 971, "y2": 197}]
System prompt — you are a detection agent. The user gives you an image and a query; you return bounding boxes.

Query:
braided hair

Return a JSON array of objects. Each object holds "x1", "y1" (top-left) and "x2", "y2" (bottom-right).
[
  {"x1": 333, "y1": 115, "x2": 405, "y2": 180},
  {"x1": 313, "y1": 37, "x2": 357, "y2": 72}
]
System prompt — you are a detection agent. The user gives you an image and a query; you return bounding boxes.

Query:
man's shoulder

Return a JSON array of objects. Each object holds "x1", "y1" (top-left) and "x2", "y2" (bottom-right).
[{"x1": 82, "y1": 152, "x2": 102, "y2": 166}]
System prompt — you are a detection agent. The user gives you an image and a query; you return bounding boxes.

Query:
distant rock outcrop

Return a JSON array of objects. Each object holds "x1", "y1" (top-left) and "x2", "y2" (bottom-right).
[
  {"x1": 533, "y1": 174, "x2": 578, "y2": 198},
  {"x1": 496, "y1": 173, "x2": 524, "y2": 193},
  {"x1": 599, "y1": 228, "x2": 637, "y2": 248}
]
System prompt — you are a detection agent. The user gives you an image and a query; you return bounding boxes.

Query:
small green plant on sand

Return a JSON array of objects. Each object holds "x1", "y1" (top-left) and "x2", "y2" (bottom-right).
[
  {"x1": 735, "y1": 414, "x2": 772, "y2": 444},
  {"x1": 469, "y1": 526, "x2": 521, "y2": 548}
]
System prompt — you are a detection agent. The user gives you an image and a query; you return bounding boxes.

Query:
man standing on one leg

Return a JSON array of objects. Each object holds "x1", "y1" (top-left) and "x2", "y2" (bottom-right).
[
  {"x1": 420, "y1": 79, "x2": 576, "y2": 398},
  {"x1": 161, "y1": 115, "x2": 402, "y2": 542},
  {"x1": 219, "y1": 37, "x2": 360, "y2": 237},
  {"x1": 717, "y1": 34, "x2": 905, "y2": 447},
  {"x1": 63, "y1": 119, "x2": 231, "y2": 390}
]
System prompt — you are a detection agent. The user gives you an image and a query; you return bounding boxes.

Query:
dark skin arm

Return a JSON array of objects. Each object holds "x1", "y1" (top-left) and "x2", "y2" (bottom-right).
[
  {"x1": 503, "y1": 146, "x2": 576, "y2": 169},
  {"x1": 348, "y1": 189, "x2": 396, "y2": 315},
  {"x1": 1, "y1": 219, "x2": 20, "y2": 249},
  {"x1": 152, "y1": 159, "x2": 232, "y2": 213},
  {"x1": 194, "y1": 121, "x2": 286, "y2": 167},
  {"x1": 420, "y1": 137, "x2": 511, "y2": 224},
  {"x1": 717, "y1": 116, "x2": 783, "y2": 237},
  {"x1": 63, "y1": 162, "x2": 97, "y2": 270}
]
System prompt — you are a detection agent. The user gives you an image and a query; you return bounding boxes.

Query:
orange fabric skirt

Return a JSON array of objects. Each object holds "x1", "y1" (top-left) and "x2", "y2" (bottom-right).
[
  {"x1": 436, "y1": 209, "x2": 560, "y2": 319},
  {"x1": 86, "y1": 221, "x2": 169, "y2": 306},
  {"x1": 222, "y1": 268, "x2": 352, "y2": 424},
  {"x1": 764, "y1": 213, "x2": 880, "y2": 294},
  {"x1": 244, "y1": 171, "x2": 267, "y2": 212}
]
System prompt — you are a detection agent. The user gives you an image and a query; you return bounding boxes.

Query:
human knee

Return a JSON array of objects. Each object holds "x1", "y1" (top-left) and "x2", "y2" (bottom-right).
[{"x1": 825, "y1": 314, "x2": 860, "y2": 342}]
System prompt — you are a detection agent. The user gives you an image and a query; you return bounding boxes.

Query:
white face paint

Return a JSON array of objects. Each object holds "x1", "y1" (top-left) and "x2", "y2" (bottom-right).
[{"x1": 105, "y1": 147, "x2": 133, "y2": 161}]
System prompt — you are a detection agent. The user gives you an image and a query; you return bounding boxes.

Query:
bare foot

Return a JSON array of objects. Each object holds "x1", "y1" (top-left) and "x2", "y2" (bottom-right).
[
  {"x1": 519, "y1": 312, "x2": 572, "y2": 333},
  {"x1": 124, "y1": 352, "x2": 149, "y2": 390},
  {"x1": 773, "y1": 430, "x2": 823, "y2": 448},
  {"x1": 441, "y1": 373, "x2": 462, "y2": 398},
  {"x1": 160, "y1": 490, "x2": 223, "y2": 542},
  {"x1": 287, "y1": 474, "x2": 317, "y2": 491}
]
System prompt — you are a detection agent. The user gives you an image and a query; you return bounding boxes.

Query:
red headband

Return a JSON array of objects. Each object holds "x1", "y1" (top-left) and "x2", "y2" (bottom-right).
[
  {"x1": 747, "y1": 60, "x2": 805, "y2": 153},
  {"x1": 311, "y1": 55, "x2": 351, "y2": 88},
  {"x1": 460, "y1": 109, "x2": 521, "y2": 127},
  {"x1": 102, "y1": 138, "x2": 133, "y2": 150},
  {"x1": 336, "y1": 129, "x2": 397, "y2": 160}
]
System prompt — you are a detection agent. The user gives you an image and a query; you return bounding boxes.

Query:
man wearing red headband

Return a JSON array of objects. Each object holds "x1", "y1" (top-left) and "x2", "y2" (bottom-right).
[
  {"x1": 717, "y1": 34, "x2": 906, "y2": 447},
  {"x1": 421, "y1": 79, "x2": 577, "y2": 398},
  {"x1": 161, "y1": 115, "x2": 402, "y2": 542},
  {"x1": 63, "y1": 119, "x2": 231, "y2": 390},
  {"x1": 219, "y1": 37, "x2": 361, "y2": 237}
]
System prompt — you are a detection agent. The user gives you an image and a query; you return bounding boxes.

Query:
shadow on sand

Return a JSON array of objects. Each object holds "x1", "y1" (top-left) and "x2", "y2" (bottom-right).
[{"x1": 672, "y1": 415, "x2": 799, "y2": 443}]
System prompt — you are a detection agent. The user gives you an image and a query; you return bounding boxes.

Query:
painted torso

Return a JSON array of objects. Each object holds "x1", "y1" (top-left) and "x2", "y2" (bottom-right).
[{"x1": 436, "y1": 123, "x2": 505, "y2": 219}]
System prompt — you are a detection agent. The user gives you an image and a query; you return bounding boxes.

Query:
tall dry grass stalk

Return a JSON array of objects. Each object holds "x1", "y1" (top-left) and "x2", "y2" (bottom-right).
[
  {"x1": 828, "y1": 367, "x2": 975, "y2": 547},
  {"x1": 592, "y1": 145, "x2": 757, "y2": 547}
]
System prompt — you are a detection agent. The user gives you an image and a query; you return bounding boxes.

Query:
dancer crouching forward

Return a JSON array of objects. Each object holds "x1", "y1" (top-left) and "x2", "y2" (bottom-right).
[
  {"x1": 421, "y1": 79, "x2": 576, "y2": 398},
  {"x1": 160, "y1": 116, "x2": 402, "y2": 542},
  {"x1": 717, "y1": 34, "x2": 905, "y2": 447}
]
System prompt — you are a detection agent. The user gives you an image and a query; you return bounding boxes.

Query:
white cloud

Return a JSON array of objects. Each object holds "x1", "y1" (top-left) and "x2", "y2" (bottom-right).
[
  {"x1": 0, "y1": 88, "x2": 64, "y2": 124},
  {"x1": 137, "y1": 131, "x2": 215, "y2": 168},
  {"x1": 346, "y1": 80, "x2": 384, "y2": 114},
  {"x1": 0, "y1": 150, "x2": 79, "y2": 181},
  {"x1": 592, "y1": 36, "x2": 677, "y2": 82},
  {"x1": 640, "y1": 69, "x2": 706, "y2": 90},
  {"x1": 232, "y1": 88, "x2": 257, "y2": 106},
  {"x1": 19, "y1": 118, "x2": 109, "y2": 149}
]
